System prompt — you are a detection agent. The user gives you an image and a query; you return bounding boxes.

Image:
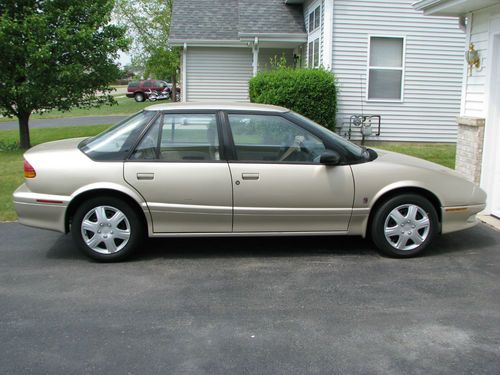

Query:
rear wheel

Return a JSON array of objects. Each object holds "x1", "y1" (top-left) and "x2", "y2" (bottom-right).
[
  {"x1": 371, "y1": 194, "x2": 439, "y2": 258},
  {"x1": 71, "y1": 197, "x2": 144, "y2": 262},
  {"x1": 134, "y1": 92, "x2": 145, "y2": 102}
]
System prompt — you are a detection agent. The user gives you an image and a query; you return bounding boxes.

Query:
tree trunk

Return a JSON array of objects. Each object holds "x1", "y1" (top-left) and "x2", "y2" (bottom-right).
[
  {"x1": 18, "y1": 111, "x2": 31, "y2": 149},
  {"x1": 172, "y1": 72, "x2": 177, "y2": 102}
]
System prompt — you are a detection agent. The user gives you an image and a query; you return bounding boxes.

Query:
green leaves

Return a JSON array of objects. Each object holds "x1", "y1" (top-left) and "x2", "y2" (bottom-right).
[
  {"x1": 113, "y1": 0, "x2": 179, "y2": 81},
  {"x1": 249, "y1": 68, "x2": 338, "y2": 130},
  {"x1": 0, "y1": 0, "x2": 129, "y2": 147}
]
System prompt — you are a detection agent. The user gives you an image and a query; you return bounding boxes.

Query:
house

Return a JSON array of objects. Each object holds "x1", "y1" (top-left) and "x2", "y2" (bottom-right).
[
  {"x1": 414, "y1": 0, "x2": 500, "y2": 217},
  {"x1": 170, "y1": 0, "x2": 466, "y2": 142}
]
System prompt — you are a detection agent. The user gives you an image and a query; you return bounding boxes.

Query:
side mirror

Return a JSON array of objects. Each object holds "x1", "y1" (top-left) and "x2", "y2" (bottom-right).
[{"x1": 319, "y1": 150, "x2": 341, "y2": 165}]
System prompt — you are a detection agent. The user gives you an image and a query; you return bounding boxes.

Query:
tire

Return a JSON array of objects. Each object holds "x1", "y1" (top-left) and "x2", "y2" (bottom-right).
[
  {"x1": 134, "y1": 92, "x2": 145, "y2": 102},
  {"x1": 370, "y1": 194, "x2": 439, "y2": 258},
  {"x1": 71, "y1": 196, "x2": 145, "y2": 262}
]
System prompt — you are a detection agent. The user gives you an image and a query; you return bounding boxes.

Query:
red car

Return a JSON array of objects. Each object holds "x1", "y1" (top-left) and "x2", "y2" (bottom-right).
[{"x1": 126, "y1": 80, "x2": 174, "y2": 102}]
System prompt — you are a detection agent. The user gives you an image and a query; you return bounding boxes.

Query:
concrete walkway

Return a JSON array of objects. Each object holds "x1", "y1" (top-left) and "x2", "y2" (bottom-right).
[{"x1": 0, "y1": 115, "x2": 127, "y2": 130}]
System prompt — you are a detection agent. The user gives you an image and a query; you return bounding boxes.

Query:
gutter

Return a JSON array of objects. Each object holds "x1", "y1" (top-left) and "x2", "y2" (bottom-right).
[
  {"x1": 238, "y1": 32, "x2": 307, "y2": 43},
  {"x1": 169, "y1": 39, "x2": 244, "y2": 47}
]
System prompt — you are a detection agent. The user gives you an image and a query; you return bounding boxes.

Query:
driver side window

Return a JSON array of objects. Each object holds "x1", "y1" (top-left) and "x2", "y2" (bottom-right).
[{"x1": 227, "y1": 114, "x2": 325, "y2": 163}]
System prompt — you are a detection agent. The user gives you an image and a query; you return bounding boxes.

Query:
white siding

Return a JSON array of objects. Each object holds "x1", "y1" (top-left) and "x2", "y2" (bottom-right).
[
  {"x1": 462, "y1": 4, "x2": 500, "y2": 117},
  {"x1": 186, "y1": 47, "x2": 253, "y2": 102},
  {"x1": 332, "y1": 0, "x2": 466, "y2": 142}
]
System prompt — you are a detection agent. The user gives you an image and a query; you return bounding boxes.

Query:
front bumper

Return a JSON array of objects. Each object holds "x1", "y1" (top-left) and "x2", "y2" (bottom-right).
[
  {"x1": 13, "y1": 183, "x2": 69, "y2": 233},
  {"x1": 441, "y1": 204, "x2": 486, "y2": 234}
]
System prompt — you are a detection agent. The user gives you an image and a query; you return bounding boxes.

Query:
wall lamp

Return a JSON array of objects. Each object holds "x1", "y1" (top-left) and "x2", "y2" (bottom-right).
[{"x1": 466, "y1": 43, "x2": 480, "y2": 76}]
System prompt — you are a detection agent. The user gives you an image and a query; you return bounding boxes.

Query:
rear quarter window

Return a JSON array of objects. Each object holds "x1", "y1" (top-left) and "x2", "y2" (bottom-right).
[{"x1": 80, "y1": 111, "x2": 156, "y2": 161}]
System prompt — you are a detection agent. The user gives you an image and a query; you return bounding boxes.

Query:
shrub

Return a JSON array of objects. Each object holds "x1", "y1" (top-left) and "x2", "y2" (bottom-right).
[{"x1": 249, "y1": 68, "x2": 337, "y2": 130}]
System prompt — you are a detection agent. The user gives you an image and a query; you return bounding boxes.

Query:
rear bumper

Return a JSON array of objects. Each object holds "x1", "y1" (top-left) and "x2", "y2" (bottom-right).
[
  {"x1": 125, "y1": 93, "x2": 134, "y2": 98},
  {"x1": 13, "y1": 183, "x2": 69, "y2": 233},
  {"x1": 441, "y1": 204, "x2": 486, "y2": 234}
]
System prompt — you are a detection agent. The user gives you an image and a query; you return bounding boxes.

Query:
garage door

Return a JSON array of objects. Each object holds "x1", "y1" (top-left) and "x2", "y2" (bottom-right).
[{"x1": 186, "y1": 47, "x2": 253, "y2": 102}]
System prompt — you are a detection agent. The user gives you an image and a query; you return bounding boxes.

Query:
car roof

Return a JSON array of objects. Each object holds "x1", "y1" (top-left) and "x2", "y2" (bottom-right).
[{"x1": 144, "y1": 102, "x2": 289, "y2": 113}]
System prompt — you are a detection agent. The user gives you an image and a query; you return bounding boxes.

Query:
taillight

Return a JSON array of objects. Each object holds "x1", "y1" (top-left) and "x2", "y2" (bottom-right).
[{"x1": 24, "y1": 160, "x2": 36, "y2": 178}]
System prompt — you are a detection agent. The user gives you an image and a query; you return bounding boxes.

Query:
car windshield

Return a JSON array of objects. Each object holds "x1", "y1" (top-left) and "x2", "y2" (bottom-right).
[
  {"x1": 288, "y1": 111, "x2": 365, "y2": 160},
  {"x1": 80, "y1": 111, "x2": 156, "y2": 160}
]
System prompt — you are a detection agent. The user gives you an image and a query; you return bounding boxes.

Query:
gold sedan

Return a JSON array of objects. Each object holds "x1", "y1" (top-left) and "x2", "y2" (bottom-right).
[{"x1": 13, "y1": 103, "x2": 486, "y2": 261}]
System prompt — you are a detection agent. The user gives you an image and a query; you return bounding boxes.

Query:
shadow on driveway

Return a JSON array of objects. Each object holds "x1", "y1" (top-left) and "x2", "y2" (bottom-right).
[{"x1": 45, "y1": 223, "x2": 498, "y2": 261}]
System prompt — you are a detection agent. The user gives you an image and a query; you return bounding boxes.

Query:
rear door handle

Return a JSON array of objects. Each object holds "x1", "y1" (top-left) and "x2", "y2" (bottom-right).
[
  {"x1": 242, "y1": 173, "x2": 259, "y2": 180},
  {"x1": 137, "y1": 173, "x2": 154, "y2": 180}
]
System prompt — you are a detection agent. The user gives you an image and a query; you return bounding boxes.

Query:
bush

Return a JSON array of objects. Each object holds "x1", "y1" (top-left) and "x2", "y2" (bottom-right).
[{"x1": 249, "y1": 68, "x2": 337, "y2": 130}]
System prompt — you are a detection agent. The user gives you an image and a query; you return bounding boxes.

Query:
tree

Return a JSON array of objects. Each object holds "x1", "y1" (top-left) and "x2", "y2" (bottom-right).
[
  {"x1": 114, "y1": 0, "x2": 180, "y2": 99},
  {"x1": 0, "y1": 0, "x2": 128, "y2": 149}
]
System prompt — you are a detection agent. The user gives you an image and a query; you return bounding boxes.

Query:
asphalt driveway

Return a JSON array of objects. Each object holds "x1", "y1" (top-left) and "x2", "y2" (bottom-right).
[{"x1": 0, "y1": 222, "x2": 499, "y2": 374}]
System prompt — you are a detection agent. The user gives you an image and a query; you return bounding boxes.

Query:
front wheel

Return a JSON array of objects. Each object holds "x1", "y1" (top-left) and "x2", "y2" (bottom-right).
[
  {"x1": 371, "y1": 194, "x2": 439, "y2": 258},
  {"x1": 71, "y1": 197, "x2": 144, "y2": 262}
]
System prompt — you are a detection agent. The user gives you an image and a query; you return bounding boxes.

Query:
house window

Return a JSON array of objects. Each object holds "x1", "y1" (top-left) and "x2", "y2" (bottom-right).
[
  {"x1": 368, "y1": 36, "x2": 405, "y2": 101},
  {"x1": 308, "y1": 6, "x2": 320, "y2": 32},
  {"x1": 307, "y1": 4, "x2": 321, "y2": 68},
  {"x1": 308, "y1": 39, "x2": 320, "y2": 68}
]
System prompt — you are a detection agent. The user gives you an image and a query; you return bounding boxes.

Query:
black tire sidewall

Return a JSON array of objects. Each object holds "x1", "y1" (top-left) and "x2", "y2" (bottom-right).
[
  {"x1": 134, "y1": 92, "x2": 144, "y2": 102},
  {"x1": 71, "y1": 197, "x2": 144, "y2": 262},
  {"x1": 371, "y1": 194, "x2": 439, "y2": 258}
]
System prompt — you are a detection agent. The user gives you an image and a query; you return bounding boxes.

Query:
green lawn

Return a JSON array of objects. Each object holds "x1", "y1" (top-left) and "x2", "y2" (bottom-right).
[
  {"x1": 366, "y1": 142, "x2": 456, "y2": 169},
  {"x1": 0, "y1": 95, "x2": 155, "y2": 123},
  {"x1": 0, "y1": 125, "x2": 111, "y2": 221},
  {"x1": 0, "y1": 125, "x2": 456, "y2": 221}
]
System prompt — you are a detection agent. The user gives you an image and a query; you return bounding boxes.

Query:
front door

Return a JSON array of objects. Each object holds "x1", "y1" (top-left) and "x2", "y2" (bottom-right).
[
  {"x1": 124, "y1": 112, "x2": 232, "y2": 233},
  {"x1": 226, "y1": 113, "x2": 354, "y2": 232}
]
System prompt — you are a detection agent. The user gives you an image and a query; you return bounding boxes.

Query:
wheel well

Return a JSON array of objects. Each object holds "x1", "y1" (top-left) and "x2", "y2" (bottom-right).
[
  {"x1": 366, "y1": 187, "x2": 442, "y2": 236},
  {"x1": 65, "y1": 189, "x2": 148, "y2": 233}
]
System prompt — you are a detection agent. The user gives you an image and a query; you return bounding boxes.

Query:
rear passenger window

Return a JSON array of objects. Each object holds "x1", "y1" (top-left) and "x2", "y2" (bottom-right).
[{"x1": 131, "y1": 114, "x2": 220, "y2": 161}]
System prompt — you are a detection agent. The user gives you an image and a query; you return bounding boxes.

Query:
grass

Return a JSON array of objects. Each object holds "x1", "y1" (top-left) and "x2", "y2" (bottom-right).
[
  {"x1": 0, "y1": 124, "x2": 111, "y2": 221},
  {"x1": 0, "y1": 95, "x2": 155, "y2": 123},
  {"x1": 0, "y1": 125, "x2": 456, "y2": 221},
  {"x1": 368, "y1": 142, "x2": 456, "y2": 169}
]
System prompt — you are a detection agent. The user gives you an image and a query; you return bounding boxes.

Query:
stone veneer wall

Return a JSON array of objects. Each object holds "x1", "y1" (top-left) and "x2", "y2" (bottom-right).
[{"x1": 455, "y1": 116, "x2": 486, "y2": 184}]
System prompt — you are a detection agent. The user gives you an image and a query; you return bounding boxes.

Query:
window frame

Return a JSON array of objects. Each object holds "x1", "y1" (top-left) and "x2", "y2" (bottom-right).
[
  {"x1": 126, "y1": 110, "x2": 227, "y2": 163},
  {"x1": 366, "y1": 35, "x2": 406, "y2": 103},
  {"x1": 307, "y1": 2, "x2": 321, "y2": 68},
  {"x1": 220, "y1": 110, "x2": 365, "y2": 165},
  {"x1": 225, "y1": 113, "x2": 327, "y2": 165}
]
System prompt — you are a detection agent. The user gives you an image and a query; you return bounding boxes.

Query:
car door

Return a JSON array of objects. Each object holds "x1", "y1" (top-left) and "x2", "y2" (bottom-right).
[
  {"x1": 225, "y1": 113, "x2": 354, "y2": 232},
  {"x1": 124, "y1": 112, "x2": 233, "y2": 233}
]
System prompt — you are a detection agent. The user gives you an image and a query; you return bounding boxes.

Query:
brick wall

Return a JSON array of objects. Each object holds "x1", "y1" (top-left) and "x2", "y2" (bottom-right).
[{"x1": 455, "y1": 116, "x2": 485, "y2": 184}]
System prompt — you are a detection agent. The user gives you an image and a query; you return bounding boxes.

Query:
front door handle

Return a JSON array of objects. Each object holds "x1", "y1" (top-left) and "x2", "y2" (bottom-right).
[
  {"x1": 137, "y1": 173, "x2": 154, "y2": 180},
  {"x1": 242, "y1": 173, "x2": 259, "y2": 180}
]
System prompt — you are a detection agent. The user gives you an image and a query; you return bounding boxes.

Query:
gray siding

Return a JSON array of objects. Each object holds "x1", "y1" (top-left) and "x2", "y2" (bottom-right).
[
  {"x1": 186, "y1": 47, "x2": 253, "y2": 102},
  {"x1": 332, "y1": 0, "x2": 466, "y2": 142}
]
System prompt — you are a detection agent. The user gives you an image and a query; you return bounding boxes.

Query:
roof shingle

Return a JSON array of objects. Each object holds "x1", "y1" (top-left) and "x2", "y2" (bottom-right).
[{"x1": 169, "y1": 0, "x2": 305, "y2": 42}]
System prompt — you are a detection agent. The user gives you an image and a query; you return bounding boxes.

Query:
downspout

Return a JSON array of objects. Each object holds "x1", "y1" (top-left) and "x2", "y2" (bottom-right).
[
  {"x1": 182, "y1": 42, "x2": 187, "y2": 102},
  {"x1": 252, "y1": 36, "x2": 259, "y2": 76},
  {"x1": 323, "y1": 0, "x2": 334, "y2": 70}
]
